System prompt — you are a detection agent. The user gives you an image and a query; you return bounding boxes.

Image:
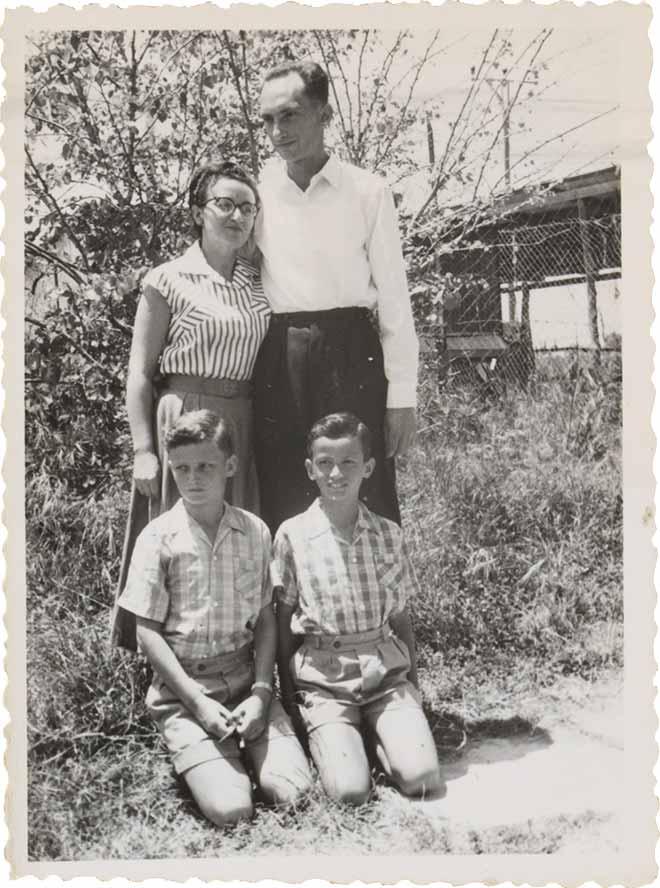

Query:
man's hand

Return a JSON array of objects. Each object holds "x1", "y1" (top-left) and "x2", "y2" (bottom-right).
[
  {"x1": 233, "y1": 693, "x2": 268, "y2": 743},
  {"x1": 192, "y1": 694, "x2": 236, "y2": 741},
  {"x1": 133, "y1": 450, "x2": 161, "y2": 498},
  {"x1": 385, "y1": 407, "x2": 417, "y2": 458}
]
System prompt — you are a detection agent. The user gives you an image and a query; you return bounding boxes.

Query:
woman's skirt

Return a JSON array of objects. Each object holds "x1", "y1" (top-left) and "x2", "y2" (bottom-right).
[{"x1": 110, "y1": 375, "x2": 259, "y2": 651}]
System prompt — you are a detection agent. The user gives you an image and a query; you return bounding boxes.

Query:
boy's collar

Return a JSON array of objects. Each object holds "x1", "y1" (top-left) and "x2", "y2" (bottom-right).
[
  {"x1": 304, "y1": 498, "x2": 381, "y2": 541},
  {"x1": 174, "y1": 498, "x2": 247, "y2": 536}
]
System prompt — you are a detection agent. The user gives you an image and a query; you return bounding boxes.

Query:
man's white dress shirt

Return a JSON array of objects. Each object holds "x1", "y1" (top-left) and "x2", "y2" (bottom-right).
[{"x1": 256, "y1": 155, "x2": 419, "y2": 408}]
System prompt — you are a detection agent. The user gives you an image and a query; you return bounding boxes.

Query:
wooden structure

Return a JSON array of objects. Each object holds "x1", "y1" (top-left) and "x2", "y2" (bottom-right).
[{"x1": 435, "y1": 165, "x2": 621, "y2": 382}]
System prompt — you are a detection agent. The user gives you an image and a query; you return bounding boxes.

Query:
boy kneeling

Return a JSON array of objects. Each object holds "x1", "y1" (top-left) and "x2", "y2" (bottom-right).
[
  {"x1": 118, "y1": 410, "x2": 312, "y2": 826},
  {"x1": 274, "y1": 412, "x2": 442, "y2": 805}
]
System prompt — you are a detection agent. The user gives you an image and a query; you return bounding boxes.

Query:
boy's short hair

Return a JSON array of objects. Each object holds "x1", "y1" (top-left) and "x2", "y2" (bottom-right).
[
  {"x1": 165, "y1": 409, "x2": 234, "y2": 456},
  {"x1": 306, "y1": 412, "x2": 372, "y2": 460},
  {"x1": 263, "y1": 60, "x2": 329, "y2": 106}
]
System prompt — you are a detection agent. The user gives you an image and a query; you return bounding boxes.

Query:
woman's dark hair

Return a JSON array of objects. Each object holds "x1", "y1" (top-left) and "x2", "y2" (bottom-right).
[
  {"x1": 263, "y1": 60, "x2": 329, "y2": 106},
  {"x1": 165, "y1": 409, "x2": 235, "y2": 457},
  {"x1": 306, "y1": 412, "x2": 372, "y2": 460},
  {"x1": 188, "y1": 160, "x2": 259, "y2": 239}
]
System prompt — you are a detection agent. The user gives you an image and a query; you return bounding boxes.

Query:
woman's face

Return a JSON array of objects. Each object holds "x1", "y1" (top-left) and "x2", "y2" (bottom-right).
[{"x1": 192, "y1": 176, "x2": 258, "y2": 251}]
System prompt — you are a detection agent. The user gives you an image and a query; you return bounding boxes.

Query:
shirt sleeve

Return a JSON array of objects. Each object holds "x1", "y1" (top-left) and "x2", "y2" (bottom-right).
[
  {"x1": 366, "y1": 183, "x2": 419, "y2": 408},
  {"x1": 117, "y1": 524, "x2": 169, "y2": 623},
  {"x1": 271, "y1": 525, "x2": 299, "y2": 609}
]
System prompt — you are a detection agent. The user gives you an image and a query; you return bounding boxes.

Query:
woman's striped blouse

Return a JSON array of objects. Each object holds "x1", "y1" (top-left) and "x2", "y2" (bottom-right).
[{"x1": 143, "y1": 241, "x2": 271, "y2": 381}]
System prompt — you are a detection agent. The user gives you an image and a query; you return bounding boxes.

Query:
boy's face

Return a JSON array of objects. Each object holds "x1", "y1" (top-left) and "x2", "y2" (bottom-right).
[
  {"x1": 305, "y1": 435, "x2": 375, "y2": 505},
  {"x1": 168, "y1": 440, "x2": 237, "y2": 510}
]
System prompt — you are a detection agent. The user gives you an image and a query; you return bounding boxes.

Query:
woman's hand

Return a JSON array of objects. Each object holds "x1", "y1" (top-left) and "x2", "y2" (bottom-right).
[{"x1": 133, "y1": 450, "x2": 161, "y2": 498}]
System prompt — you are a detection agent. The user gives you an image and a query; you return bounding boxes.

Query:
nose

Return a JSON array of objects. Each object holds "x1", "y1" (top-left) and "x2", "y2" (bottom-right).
[
  {"x1": 329, "y1": 463, "x2": 342, "y2": 479},
  {"x1": 229, "y1": 205, "x2": 244, "y2": 221}
]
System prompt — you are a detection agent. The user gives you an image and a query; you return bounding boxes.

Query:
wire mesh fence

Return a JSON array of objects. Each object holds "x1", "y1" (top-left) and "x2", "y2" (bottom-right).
[{"x1": 416, "y1": 183, "x2": 621, "y2": 397}]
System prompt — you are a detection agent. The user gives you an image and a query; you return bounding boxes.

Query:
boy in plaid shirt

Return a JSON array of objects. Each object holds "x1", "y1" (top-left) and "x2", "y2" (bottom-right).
[
  {"x1": 273, "y1": 412, "x2": 441, "y2": 805},
  {"x1": 118, "y1": 410, "x2": 311, "y2": 827}
]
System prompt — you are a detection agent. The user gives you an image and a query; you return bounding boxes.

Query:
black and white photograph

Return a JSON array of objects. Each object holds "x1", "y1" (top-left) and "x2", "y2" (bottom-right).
[{"x1": 4, "y1": 1, "x2": 655, "y2": 882}]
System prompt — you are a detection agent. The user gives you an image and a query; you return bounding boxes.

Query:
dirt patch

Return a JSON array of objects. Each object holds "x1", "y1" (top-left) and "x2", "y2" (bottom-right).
[{"x1": 398, "y1": 674, "x2": 624, "y2": 851}]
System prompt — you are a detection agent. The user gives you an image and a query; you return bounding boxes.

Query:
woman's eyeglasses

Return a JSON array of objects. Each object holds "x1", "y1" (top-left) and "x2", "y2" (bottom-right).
[{"x1": 203, "y1": 197, "x2": 258, "y2": 219}]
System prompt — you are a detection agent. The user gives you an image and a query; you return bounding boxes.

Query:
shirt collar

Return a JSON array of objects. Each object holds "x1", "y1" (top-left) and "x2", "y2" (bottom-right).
[
  {"x1": 176, "y1": 241, "x2": 257, "y2": 286},
  {"x1": 311, "y1": 154, "x2": 342, "y2": 190},
  {"x1": 267, "y1": 154, "x2": 342, "y2": 194},
  {"x1": 304, "y1": 498, "x2": 382, "y2": 543},
  {"x1": 171, "y1": 498, "x2": 247, "y2": 542}
]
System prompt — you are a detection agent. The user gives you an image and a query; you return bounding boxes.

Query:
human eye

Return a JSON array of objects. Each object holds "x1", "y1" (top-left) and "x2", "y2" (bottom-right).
[{"x1": 215, "y1": 198, "x2": 234, "y2": 213}]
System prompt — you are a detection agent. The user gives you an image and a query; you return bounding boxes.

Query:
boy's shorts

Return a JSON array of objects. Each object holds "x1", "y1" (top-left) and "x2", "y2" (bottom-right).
[
  {"x1": 290, "y1": 624, "x2": 424, "y2": 733},
  {"x1": 147, "y1": 643, "x2": 297, "y2": 775}
]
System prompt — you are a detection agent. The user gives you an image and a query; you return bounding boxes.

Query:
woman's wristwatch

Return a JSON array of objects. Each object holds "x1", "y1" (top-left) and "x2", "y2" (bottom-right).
[{"x1": 251, "y1": 681, "x2": 273, "y2": 695}]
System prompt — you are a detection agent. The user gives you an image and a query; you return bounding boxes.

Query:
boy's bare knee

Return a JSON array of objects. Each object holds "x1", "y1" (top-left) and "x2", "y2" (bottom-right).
[
  {"x1": 325, "y1": 772, "x2": 371, "y2": 806},
  {"x1": 397, "y1": 767, "x2": 443, "y2": 798},
  {"x1": 199, "y1": 796, "x2": 254, "y2": 827},
  {"x1": 260, "y1": 768, "x2": 314, "y2": 806}
]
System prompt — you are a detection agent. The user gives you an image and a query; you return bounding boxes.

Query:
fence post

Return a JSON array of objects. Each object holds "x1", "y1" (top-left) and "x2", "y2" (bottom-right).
[
  {"x1": 508, "y1": 231, "x2": 517, "y2": 323},
  {"x1": 577, "y1": 198, "x2": 602, "y2": 359}
]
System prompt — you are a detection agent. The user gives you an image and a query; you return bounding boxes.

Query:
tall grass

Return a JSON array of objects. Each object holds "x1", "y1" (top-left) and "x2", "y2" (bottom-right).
[
  {"x1": 401, "y1": 355, "x2": 621, "y2": 677},
  {"x1": 26, "y1": 354, "x2": 622, "y2": 859}
]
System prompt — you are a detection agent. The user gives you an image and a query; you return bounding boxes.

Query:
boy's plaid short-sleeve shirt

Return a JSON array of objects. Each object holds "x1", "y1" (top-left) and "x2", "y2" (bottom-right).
[
  {"x1": 118, "y1": 500, "x2": 272, "y2": 659},
  {"x1": 272, "y1": 499, "x2": 418, "y2": 635}
]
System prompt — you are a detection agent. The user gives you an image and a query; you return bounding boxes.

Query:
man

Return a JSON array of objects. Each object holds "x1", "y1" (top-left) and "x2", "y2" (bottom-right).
[{"x1": 254, "y1": 59, "x2": 418, "y2": 533}]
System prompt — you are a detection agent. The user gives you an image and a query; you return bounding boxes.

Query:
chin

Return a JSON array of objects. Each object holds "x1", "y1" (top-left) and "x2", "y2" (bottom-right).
[{"x1": 325, "y1": 488, "x2": 349, "y2": 499}]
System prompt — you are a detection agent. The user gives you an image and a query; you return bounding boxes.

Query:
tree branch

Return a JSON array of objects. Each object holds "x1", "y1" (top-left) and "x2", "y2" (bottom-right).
[
  {"x1": 220, "y1": 31, "x2": 259, "y2": 177},
  {"x1": 25, "y1": 146, "x2": 90, "y2": 272}
]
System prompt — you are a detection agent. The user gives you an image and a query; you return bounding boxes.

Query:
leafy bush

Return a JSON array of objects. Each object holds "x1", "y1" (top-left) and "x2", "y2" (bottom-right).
[{"x1": 26, "y1": 272, "x2": 141, "y2": 495}]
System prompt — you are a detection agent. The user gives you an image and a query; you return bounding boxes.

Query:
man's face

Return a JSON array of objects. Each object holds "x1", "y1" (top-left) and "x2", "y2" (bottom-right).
[
  {"x1": 305, "y1": 435, "x2": 375, "y2": 504},
  {"x1": 259, "y1": 72, "x2": 328, "y2": 163},
  {"x1": 168, "y1": 440, "x2": 237, "y2": 510}
]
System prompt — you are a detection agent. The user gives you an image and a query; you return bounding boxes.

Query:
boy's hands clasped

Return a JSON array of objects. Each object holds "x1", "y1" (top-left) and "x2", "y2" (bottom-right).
[
  {"x1": 192, "y1": 694, "x2": 236, "y2": 741},
  {"x1": 192, "y1": 690, "x2": 270, "y2": 743},
  {"x1": 232, "y1": 693, "x2": 268, "y2": 742}
]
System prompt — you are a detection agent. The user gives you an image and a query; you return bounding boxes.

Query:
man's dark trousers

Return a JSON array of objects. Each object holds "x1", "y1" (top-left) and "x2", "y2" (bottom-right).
[{"x1": 254, "y1": 307, "x2": 401, "y2": 535}]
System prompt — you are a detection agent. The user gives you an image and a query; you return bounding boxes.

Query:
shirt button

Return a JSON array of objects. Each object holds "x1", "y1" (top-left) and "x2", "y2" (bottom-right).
[
  {"x1": 333, "y1": 640, "x2": 341, "y2": 649},
  {"x1": 198, "y1": 663, "x2": 206, "y2": 672}
]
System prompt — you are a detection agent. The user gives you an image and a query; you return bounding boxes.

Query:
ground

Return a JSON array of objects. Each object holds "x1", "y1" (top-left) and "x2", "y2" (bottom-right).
[
  {"x1": 401, "y1": 671, "x2": 623, "y2": 854},
  {"x1": 30, "y1": 667, "x2": 622, "y2": 860}
]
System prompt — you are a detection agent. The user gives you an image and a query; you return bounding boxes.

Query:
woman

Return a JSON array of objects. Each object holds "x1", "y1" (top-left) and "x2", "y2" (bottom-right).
[{"x1": 112, "y1": 159, "x2": 270, "y2": 650}]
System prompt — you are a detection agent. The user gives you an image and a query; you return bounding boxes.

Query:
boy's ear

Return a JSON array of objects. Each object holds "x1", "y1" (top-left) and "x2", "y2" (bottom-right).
[
  {"x1": 191, "y1": 203, "x2": 204, "y2": 228},
  {"x1": 363, "y1": 457, "x2": 376, "y2": 479},
  {"x1": 226, "y1": 454, "x2": 238, "y2": 478},
  {"x1": 305, "y1": 458, "x2": 315, "y2": 481}
]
